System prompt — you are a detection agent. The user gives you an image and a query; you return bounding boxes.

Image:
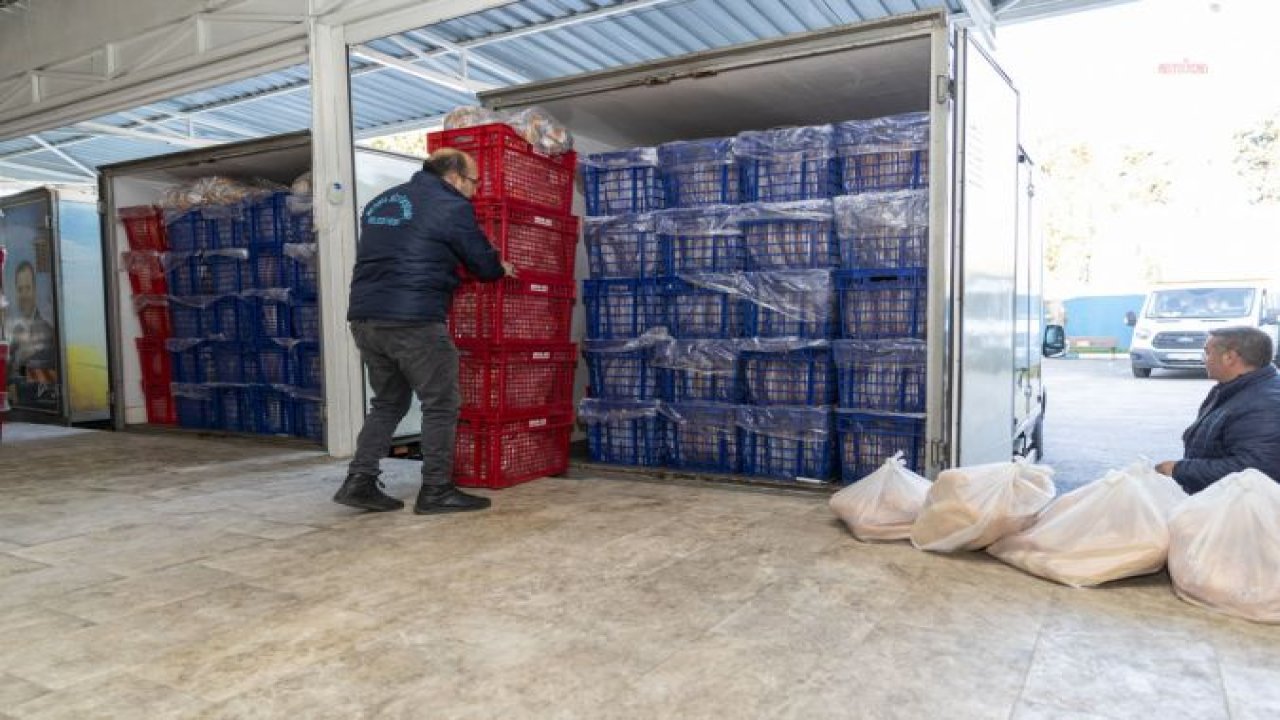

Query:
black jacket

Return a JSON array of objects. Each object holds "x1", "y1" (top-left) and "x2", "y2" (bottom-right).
[
  {"x1": 1175, "y1": 364, "x2": 1280, "y2": 493},
  {"x1": 348, "y1": 170, "x2": 504, "y2": 323}
]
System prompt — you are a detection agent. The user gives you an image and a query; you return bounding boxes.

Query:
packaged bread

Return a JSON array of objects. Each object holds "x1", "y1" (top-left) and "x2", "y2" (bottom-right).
[
  {"x1": 1168, "y1": 468, "x2": 1280, "y2": 623},
  {"x1": 830, "y1": 451, "x2": 931, "y2": 542},
  {"x1": 910, "y1": 459, "x2": 1055, "y2": 552}
]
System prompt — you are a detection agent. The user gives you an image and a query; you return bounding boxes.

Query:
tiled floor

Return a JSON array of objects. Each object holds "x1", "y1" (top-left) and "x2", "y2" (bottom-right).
[{"x1": 0, "y1": 423, "x2": 1277, "y2": 719}]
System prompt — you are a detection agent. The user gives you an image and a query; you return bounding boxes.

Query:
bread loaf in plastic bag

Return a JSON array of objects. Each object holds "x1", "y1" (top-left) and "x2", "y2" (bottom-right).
[
  {"x1": 830, "y1": 451, "x2": 931, "y2": 541},
  {"x1": 910, "y1": 458, "x2": 1055, "y2": 552},
  {"x1": 1168, "y1": 468, "x2": 1280, "y2": 623},
  {"x1": 987, "y1": 462, "x2": 1187, "y2": 587}
]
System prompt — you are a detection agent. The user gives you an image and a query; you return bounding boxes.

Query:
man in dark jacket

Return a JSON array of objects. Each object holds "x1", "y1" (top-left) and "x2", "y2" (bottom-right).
[
  {"x1": 1156, "y1": 326, "x2": 1280, "y2": 493},
  {"x1": 335, "y1": 148, "x2": 514, "y2": 514}
]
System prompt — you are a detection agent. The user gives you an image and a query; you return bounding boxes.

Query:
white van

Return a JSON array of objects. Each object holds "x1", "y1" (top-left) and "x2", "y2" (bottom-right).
[{"x1": 1126, "y1": 280, "x2": 1280, "y2": 378}]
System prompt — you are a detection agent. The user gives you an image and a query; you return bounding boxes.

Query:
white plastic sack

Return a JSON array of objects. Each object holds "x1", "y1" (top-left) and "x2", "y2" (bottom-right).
[
  {"x1": 910, "y1": 459, "x2": 1056, "y2": 552},
  {"x1": 1168, "y1": 468, "x2": 1280, "y2": 623},
  {"x1": 987, "y1": 462, "x2": 1188, "y2": 587},
  {"x1": 829, "y1": 452, "x2": 931, "y2": 542}
]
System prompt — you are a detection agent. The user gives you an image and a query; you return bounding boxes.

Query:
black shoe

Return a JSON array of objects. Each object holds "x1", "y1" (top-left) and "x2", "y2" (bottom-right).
[
  {"x1": 333, "y1": 473, "x2": 404, "y2": 512},
  {"x1": 414, "y1": 483, "x2": 491, "y2": 515}
]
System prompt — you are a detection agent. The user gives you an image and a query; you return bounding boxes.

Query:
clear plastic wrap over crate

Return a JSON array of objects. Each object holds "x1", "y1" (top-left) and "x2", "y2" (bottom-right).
[
  {"x1": 657, "y1": 137, "x2": 736, "y2": 167},
  {"x1": 284, "y1": 242, "x2": 318, "y2": 266},
  {"x1": 650, "y1": 339, "x2": 737, "y2": 373},
  {"x1": 835, "y1": 112, "x2": 930, "y2": 151},
  {"x1": 654, "y1": 206, "x2": 741, "y2": 237},
  {"x1": 581, "y1": 147, "x2": 660, "y2": 169},
  {"x1": 734, "y1": 125, "x2": 836, "y2": 159},
  {"x1": 736, "y1": 405, "x2": 834, "y2": 442},
  {"x1": 577, "y1": 398, "x2": 662, "y2": 423},
  {"x1": 584, "y1": 213, "x2": 661, "y2": 278},
  {"x1": 679, "y1": 270, "x2": 833, "y2": 321},
  {"x1": 832, "y1": 338, "x2": 927, "y2": 366},
  {"x1": 834, "y1": 190, "x2": 929, "y2": 269}
]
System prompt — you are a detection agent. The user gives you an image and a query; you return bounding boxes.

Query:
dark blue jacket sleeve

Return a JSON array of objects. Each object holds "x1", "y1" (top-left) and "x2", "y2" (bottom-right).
[
  {"x1": 1174, "y1": 403, "x2": 1280, "y2": 492},
  {"x1": 444, "y1": 202, "x2": 505, "y2": 281}
]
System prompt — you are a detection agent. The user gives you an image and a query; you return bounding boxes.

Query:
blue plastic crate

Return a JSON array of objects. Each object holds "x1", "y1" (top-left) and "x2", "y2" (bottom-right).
[
  {"x1": 661, "y1": 402, "x2": 740, "y2": 473},
  {"x1": 165, "y1": 254, "x2": 200, "y2": 297},
  {"x1": 662, "y1": 276, "x2": 744, "y2": 339},
  {"x1": 739, "y1": 340, "x2": 836, "y2": 406},
  {"x1": 741, "y1": 270, "x2": 836, "y2": 339},
  {"x1": 656, "y1": 207, "x2": 745, "y2": 274},
  {"x1": 165, "y1": 211, "x2": 207, "y2": 252},
  {"x1": 836, "y1": 269, "x2": 927, "y2": 340},
  {"x1": 213, "y1": 386, "x2": 251, "y2": 432},
  {"x1": 210, "y1": 342, "x2": 257, "y2": 384},
  {"x1": 252, "y1": 297, "x2": 293, "y2": 339},
  {"x1": 584, "y1": 214, "x2": 662, "y2": 279},
  {"x1": 583, "y1": 278, "x2": 666, "y2": 339},
  {"x1": 251, "y1": 386, "x2": 294, "y2": 435},
  {"x1": 837, "y1": 410, "x2": 926, "y2": 484},
  {"x1": 654, "y1": 339, "x2": 739, "y2": 403},
  {"x1": 293, "y1": 341, "x2": 322, "y2": 389},
  {"x1": 834, "y1": 339, "x2": 927, "y2": 413},
  {"x1": 285, "y1": 246, "x2": 318, "y2": 300},
  {"x1": 581, "y1": 148, "x2": 664, "y2": 216},
  {"x1": 291, "y1": 302, "x2": 319, "y2": 340},
  {"x1": 256, "y1": 340, "x2": 291, "y2": 385},
  {"x1": 583, "y1": 340, "x2": 660, "y2": 400},
  {"x1": 198, "y1": 253, "x2": 252, "y2": 295},
  {"x1": 734, "y1": 200, "x2": 838, "y2": 270},
  {"x1": 208, "y1": 297, "x2": 255, "y2": 341},
  {"x1": 737, "y1": 126, "x2": 839, "y2": 202},
  {"x1": 172, "y1": 383, "x2": 216, "y2": 429},
  {"x1": 579, "y1": 399, "x2": 664, "y2": 467},
  {"x1": 204, "y1": 206, "x2": 247, "y2": 250},
  {"x1": 248, "y1": 192, "x2": 291, "y2": 253},
  {"x1": 658, "y1": 138, "x2": 741, "y2": 207},
  {"x1": 288, "y1": 199, "x2": 313, "y2": 244},
  {"x1": 835, "y1": 113, "x2": 930, "y2": 194},
  {"x1": 169, "y1": 300, "x2": 205, "y2": 339},
  {"x1": 834, "y1": 191, "x2": 929, "y2": 271},
  {"x1": 293, "y1": 395, "x2": 324, "y2": 442},
  {"x1": 254, "y1": 254, "x2": 287, "y2": 288},
  {"x1": 167, "y1": 340, "x2": 206, "y2": 384},
  {"x1": 738, "y1": 406, "x2": 836, "y2": 482}
]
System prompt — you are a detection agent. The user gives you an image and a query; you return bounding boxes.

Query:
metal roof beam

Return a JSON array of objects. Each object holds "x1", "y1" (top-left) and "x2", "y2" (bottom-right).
[
  {"x1": 404, "y1": 28, "x2": 530, "y2": 84},
  {"x1": 74, "y1": 121, "x2": 215, "y2": 148},
  {"x1": 957, "y1": 0, "x2": 998, "y2": 48},
  {"x1": 349, "y1": 45, "x2": 497, "y2": 94},
  {"x1": 385, "y1": 35, "x2": 473, "y2": 81},
  {"x1": 27, "y1": 135, "x2": 97, "y2": 178},
  {"x1": 0, "y1": 158, "x2": 95, "y2": 182}
]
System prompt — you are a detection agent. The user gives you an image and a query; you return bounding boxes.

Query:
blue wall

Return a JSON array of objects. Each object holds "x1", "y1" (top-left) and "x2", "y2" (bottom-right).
[{"x1": 1063, "y1": 294, "x2": 1145, "y2": 350}]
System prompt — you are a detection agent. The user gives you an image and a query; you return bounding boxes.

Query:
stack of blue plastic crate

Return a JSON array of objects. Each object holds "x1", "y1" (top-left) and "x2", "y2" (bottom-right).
[
  {"x1": 165, "y1": 190, "x2": 319, "y2": 440},
  {"x1": 577, "y1": 111, "x2": 930, "y2": 484}
]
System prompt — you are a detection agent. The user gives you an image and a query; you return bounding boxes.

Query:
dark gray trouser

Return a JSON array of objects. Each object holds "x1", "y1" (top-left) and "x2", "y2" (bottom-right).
[{"x1": 347, "y1": 321, "x2": 459, "y2": 486}]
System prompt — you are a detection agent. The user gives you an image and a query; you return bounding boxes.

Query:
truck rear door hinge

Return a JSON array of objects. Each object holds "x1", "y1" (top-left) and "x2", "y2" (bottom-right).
[
  {"x1": 928, "y1": 439, "x2": 951, "y2": 468},
  {"x1": 936, "y1": 75, "x2": 954, "y2": 104}
]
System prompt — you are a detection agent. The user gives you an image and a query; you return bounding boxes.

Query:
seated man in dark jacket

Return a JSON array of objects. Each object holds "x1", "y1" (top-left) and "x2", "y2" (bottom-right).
[
  {"x1": 335, "y1": 148, "x2": 514, "y2": 515},
  {"x1": 1156, "y1": 326, "x2": 1280, "y2": 492}
]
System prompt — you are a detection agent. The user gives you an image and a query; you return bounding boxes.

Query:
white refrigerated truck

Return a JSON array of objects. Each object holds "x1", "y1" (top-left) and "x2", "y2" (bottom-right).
[{"x1": 481, "y1": 9, "x2": 1065, "y2": 476}]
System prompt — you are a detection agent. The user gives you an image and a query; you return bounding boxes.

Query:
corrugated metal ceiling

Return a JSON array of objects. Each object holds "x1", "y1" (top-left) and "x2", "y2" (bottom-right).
[{"x1": 0, "y1": 0, "x2": 1065, "y2": 186}]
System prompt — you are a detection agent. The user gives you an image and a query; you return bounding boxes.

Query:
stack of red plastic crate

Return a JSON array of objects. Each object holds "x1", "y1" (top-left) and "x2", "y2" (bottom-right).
[
  {"x1": 427, "y1": 123, "x2": 579, "y2": 489},
  {"x1": 119, "y1": 206, "x2": 177, "y2": 425}
]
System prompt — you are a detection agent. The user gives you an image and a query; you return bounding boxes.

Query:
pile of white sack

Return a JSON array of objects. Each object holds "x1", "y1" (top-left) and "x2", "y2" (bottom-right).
[{"x1": 830, "y1": 455, "x2": 1280, "y2": 624}]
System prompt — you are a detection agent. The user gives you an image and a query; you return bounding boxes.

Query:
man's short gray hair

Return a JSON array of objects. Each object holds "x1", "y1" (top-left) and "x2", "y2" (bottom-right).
[
  {"x1": 423, "y1": 148, "x2": 472, "y2": 178},
  {"x1": 1209, "y1": 326, "x2": 1275, "y2": 368}
]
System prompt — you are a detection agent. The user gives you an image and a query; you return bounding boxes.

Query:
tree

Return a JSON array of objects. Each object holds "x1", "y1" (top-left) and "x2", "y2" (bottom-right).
[{"x1": 1233, "y1": 115, "x2": 1280, "y2": 204}]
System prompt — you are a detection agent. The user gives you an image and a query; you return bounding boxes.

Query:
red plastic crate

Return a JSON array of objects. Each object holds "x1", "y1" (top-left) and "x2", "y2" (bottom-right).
[
  {"x1": 123, "y1": 250, "x2": 169, "y2": 296},
  {"x1": 120, "y1": 206, "x2": 168, "y2": 252},
  {"x1": 135, "y1": 296, "x2": 173, "y2": 338},
  {"x1": 449, "y1": 272, "x2": 575, "y2": 345},
  {"x1": 458, "y1": 342, "x2": 577, "y2": 417},
  {"x1": 134, "y1": 337, "x2": 173, "y2": 386},
  {"x1": 0, "y1": 342, "x2": 7, "y2": 415},
  {"x1": 142, "y1": 382, "x2": 177, "y2": 425},
  {"x1": 428, "y1": 124, "x2": 576, "y2": 214},
  {"x1": 453, "y1": 411, "x2": 573, "y2": 489},
  {"x1": 470, "y1": 200, "x2": 579, "y2": 279}
]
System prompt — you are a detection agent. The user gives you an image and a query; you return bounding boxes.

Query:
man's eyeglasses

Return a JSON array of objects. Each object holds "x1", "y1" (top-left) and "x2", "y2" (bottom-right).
[{"x1": 462, "y1": 174, "x2": 480, "y2": 185}]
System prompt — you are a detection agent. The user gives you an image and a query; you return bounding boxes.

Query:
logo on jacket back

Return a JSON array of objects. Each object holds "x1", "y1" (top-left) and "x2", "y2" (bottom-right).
[{"x1": 364, "y1": 193, "x2": 414, "y2": 226}]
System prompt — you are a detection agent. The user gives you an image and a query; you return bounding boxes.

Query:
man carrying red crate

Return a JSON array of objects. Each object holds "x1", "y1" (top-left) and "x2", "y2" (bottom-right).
[{"x1": 336, "y1": 148, "x2": 516, "y2": 515}]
